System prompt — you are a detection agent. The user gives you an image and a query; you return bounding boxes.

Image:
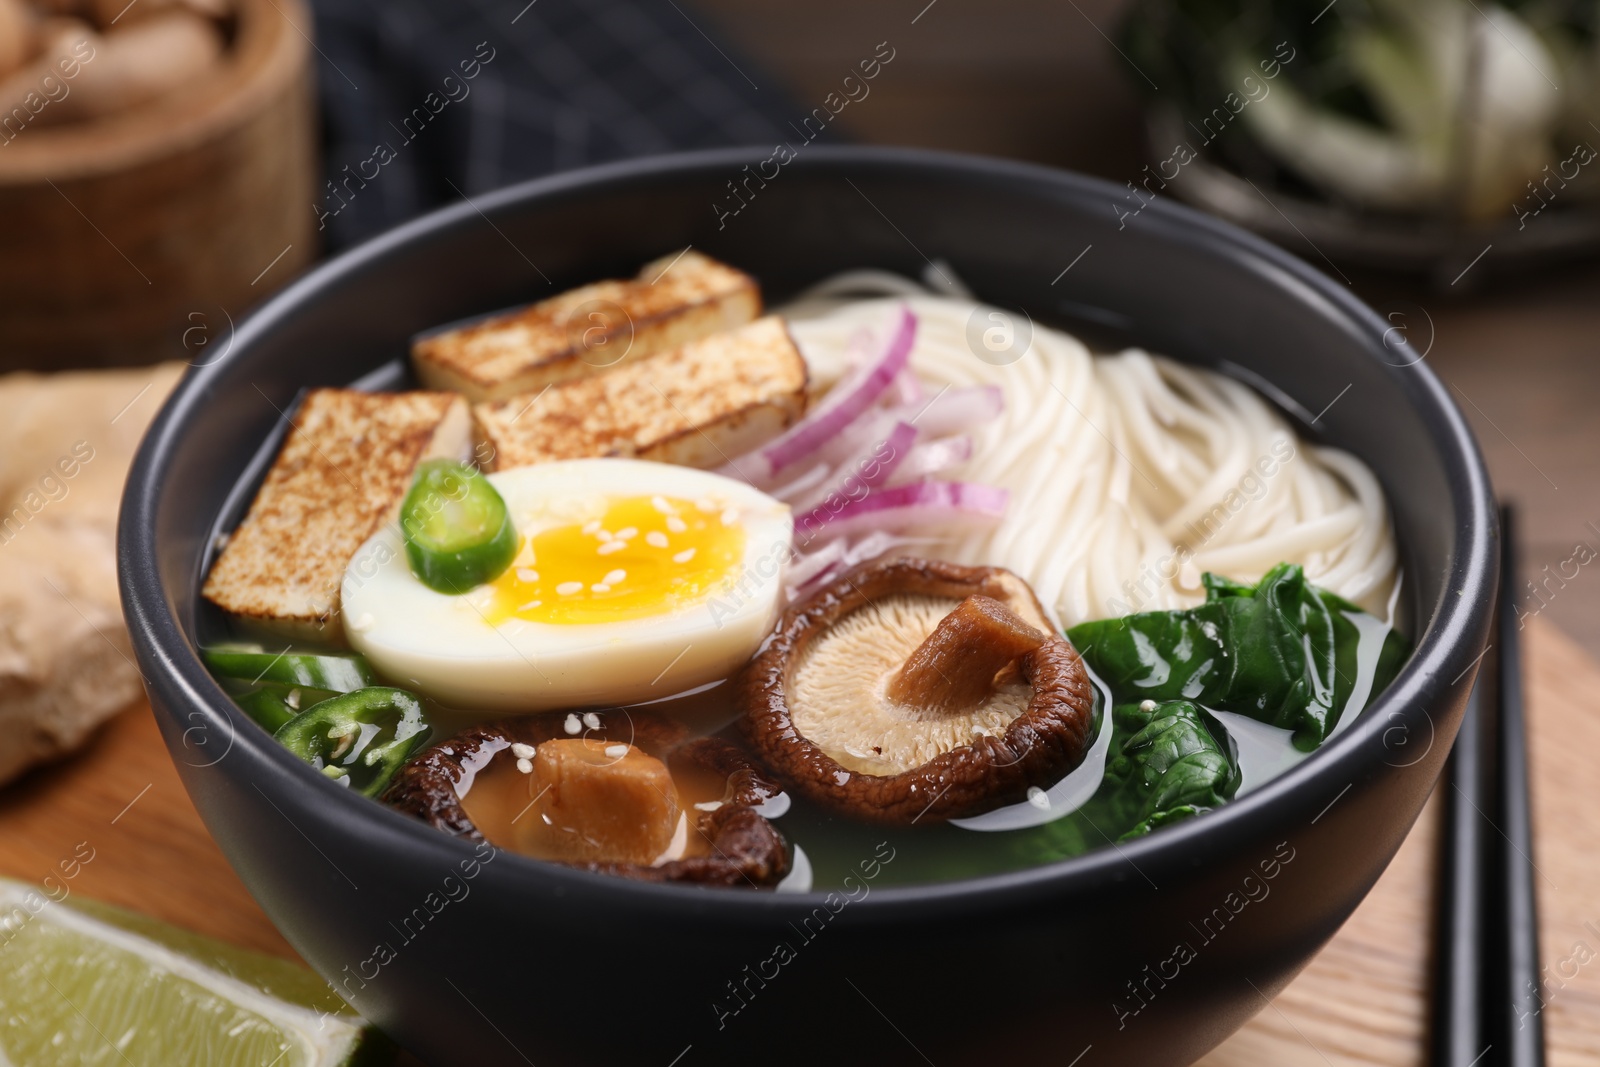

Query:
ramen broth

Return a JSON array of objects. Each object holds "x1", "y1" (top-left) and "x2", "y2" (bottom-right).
[{"x1": 208, "y1": 592, "x2": 1402, "y2": 890}]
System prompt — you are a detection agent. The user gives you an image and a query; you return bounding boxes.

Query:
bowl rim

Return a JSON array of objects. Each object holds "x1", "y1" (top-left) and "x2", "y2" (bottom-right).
[{"x1": 118, "y1": 143, "x2": 1497, "y2": 917}]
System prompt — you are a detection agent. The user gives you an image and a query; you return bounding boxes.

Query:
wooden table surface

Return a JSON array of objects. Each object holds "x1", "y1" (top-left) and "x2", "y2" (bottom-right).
[{"x1": 2, "y1": 615, "x2": 1596, "y2": 1065}]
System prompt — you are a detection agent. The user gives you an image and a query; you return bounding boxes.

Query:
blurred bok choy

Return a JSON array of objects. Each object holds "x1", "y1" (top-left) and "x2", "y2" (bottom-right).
[{"x1": 1123, "y1": 0, "x2": 1600, "y2": 221}]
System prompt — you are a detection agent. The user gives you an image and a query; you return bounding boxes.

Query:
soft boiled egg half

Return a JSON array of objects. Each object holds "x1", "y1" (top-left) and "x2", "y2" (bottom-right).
[{"x1": 342, "y1": 458, "x2": 793, "y2": 710}]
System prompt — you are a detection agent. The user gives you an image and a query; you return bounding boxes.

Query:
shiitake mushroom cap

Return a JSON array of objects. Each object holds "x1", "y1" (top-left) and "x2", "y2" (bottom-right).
[
  {"x1": 383, "y1": 710, "x2": 790, "y2": 888},
  {"x1": 739, "y1": 556, "x2": 1096, "y2": 824}
]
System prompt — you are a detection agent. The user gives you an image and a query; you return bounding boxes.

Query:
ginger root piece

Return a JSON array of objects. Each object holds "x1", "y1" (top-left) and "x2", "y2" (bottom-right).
[{"x1": 0, "y1": 363, "x2": 183, "y2": 786}]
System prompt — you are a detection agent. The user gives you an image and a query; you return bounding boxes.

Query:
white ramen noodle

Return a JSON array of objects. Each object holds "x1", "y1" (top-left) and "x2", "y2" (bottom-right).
[{"x1": 782, "y1": 272, "x2": 1398, "y2": 628}]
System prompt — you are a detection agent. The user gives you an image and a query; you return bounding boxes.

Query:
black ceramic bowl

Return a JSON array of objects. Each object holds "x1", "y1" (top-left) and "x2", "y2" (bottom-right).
[{"x1": 119, "y1": 146, "x2": 1496, "y2": 1067}]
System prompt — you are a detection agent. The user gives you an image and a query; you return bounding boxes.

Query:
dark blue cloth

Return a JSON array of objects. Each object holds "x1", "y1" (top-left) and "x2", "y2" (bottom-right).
[{"x1": 306, "y1": 0, "x2": 808, "y2": 252}]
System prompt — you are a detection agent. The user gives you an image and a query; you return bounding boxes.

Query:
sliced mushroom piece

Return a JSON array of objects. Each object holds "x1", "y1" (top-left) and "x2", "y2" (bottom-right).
[
  {"x1": 740, "y1": 557, "x2": 1095, "y2": 824},
  {"x1": 383, "y1": 710, "x2": 790, "y2": 888},
  {"x1": 886, "y1": 594, "x2": 1048, "y2": 713},
  {"x1": 515, "y1": 739, "x2": 681, "y2": 867}
]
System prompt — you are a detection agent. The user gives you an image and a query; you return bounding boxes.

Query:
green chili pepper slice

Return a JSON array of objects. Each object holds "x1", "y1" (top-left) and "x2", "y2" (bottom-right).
[
  {"x1": 233, "y1": 688, "x2": 300, "y2": 733},
  {"x1": 228, "y1": 685, "x2": 341, "y2": 734},
  {"x1": 274, "y1": 687, "x2": 430, "y2": 798},
  {"x1": 399, "y1": 460, "x2": 518, "y2": 593},
  {"x1": 203, "y1": 645, "x2": 375, "y2": 692}
]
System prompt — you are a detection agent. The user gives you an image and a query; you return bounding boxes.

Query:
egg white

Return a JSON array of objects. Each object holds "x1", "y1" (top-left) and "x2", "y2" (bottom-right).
[{"x1": 342, "y1": 458, "x2": 792, "y2": 711}]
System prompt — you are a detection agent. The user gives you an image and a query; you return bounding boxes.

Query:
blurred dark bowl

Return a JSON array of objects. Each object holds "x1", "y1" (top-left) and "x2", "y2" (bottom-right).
[
  {"x1": 1143, "y1": 108, "x2": 1600, "y2": 290},
  {"x1": 119, "y1": 145, "x2": 1496, "y2": 1067}
]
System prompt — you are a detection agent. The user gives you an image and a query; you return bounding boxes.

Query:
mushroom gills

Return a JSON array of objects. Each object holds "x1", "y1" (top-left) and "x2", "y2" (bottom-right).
[{"x1": 789, "y1": 594, "x2": 1038, "y2": 776}]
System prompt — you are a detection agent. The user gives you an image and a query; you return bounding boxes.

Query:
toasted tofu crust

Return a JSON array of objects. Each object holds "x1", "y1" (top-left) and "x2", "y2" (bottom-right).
[
  {"x1": 202, "y1": 389, "x2": 471, "y2": 631},
  {"x1": 412, "y1": 250, "x2": 761, "y2": 402},
  {"x1": 475, "y1": 316, "x2": 808, "y2": 472}
]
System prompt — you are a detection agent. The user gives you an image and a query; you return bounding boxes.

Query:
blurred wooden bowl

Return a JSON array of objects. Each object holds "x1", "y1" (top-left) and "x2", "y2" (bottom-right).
[{"x1": 0, "y1": 0, "x2": 316, "y2": 368}]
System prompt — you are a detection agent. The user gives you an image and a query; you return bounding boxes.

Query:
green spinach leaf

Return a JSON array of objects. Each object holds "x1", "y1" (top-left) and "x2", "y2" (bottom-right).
[
  {"x1": 1066, "y1": 562, "x2": 1408, "y2": 749},
  {"x1": 1089, "y1": 699, "x2": 1241, "y2": 841}
]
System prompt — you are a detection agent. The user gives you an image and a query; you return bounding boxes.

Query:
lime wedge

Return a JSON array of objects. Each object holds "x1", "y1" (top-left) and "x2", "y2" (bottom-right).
[{"x1": 0, "y1": 878, "x2": 387, "y2": 1066}]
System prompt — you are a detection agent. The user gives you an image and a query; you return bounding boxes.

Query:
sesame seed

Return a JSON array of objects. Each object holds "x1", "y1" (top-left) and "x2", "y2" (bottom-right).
[
  {"x1": 591, "y1": 584, "x2": 611, "y2": 593},
  {"x1": 673, "y1": 548, "x2": 696, "y2": 563},
  {"x1": 564, "y1": 714, "x2": 581, "y2": 734},
  {"x1": 511, "y1": 742, "x2": 535, "y2": 758},
  {"x1": 597, "y1": 540, "x2": 626, "y2": 555},
  {"x1": 516, "y1": 568, "x2": 539, "y2": 582},
  {"x1": 696, "y1": 497, "x2": 717, "y2": 512},
  {"x1": 645, "y1": 531, "x2": 669, "y2": 548},
  {"x1": 615, "y1": 527, "x2": 637, "y2": 540},
  {"x1": 581, "y1": 519, "x2": 601, "y2": 535},
  {"x1": 517, "y1": 600, "x2": 542, "y2": 611},
  {"x1": 602, "y1": 569, "x2": 626, "y2": 586},
  {"x1": 693, "y1": 800, "x2": 724, "y2": 812},
  {"x1": 651, "y1": 496, "x2": 674, "y2": 514},
  {"x1": 597, "y1": 529, "x2": 614, "y2": 542},
  {"x1": 556, "y1": 581, "x2": 583, "y2": 596},
  {"x1": 1139, "y1": 699, "x2": 1158, "y2": 713},
  {"x1": 604, "y1": 744, "x2": 628, "y2": 759},
  {"x1": 516, "y1": 757, "x2": 533, "y2": 774},
  {"x1": 720, "y1": 508, "x2": 739, "y2": 526},
  {"x1": 582, "y1": 712, "x2": 601, "y2": 730},
  {"x1": 666, "y1": 516, "x2": 688, "y2": 534}
]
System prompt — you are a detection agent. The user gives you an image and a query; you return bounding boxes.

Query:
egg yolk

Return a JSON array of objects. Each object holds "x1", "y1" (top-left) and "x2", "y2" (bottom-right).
[{"x1": 486, "y1": 495, "x2": 747, "y2": 626}]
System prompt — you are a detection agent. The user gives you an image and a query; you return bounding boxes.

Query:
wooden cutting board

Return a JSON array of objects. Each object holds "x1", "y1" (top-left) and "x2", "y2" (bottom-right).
[{"x1": 3, "y1": 617, "x2": 1598, "y2": 1065}]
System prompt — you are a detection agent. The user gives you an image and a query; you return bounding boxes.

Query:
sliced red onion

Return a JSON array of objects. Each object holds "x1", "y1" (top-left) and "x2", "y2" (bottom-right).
[
  {"x1": 793, "y1": 481, "x2": 1009, "y2": 548},
  {"x1": 906, "y1": 384, "x2": 1003, "y2": 439},
  {"x1": 890, "y1": 368, "x2": 925, "y2": 408},
  {"x1": 890, "y1": 434, "x2": 973, "y2": 484},
  {"x1": 808, "y1": 408, "x2": 902, "y2": 468},
  {"x1": 787, "y1": 533, "x2": 936, "y2": 598},
  {"x1": 783, "y1": 539, "x2": 849, "y2": 591},
  {"x1": 839, "y1": 531, "x2": 940, "y2": 572},
  {"x1": 722, "y1": 306, "x2": 916, "y2": 484},
  {"x1": 769, "y1": 461, "x2": 834, "y2": 504},
  {"x1": 789, "y1": 420, "x2": 918, "y2": 513}
]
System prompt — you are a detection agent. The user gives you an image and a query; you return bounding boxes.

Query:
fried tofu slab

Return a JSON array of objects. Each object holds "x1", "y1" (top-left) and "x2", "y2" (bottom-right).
[
  {"x1": 473, "y1": 315, "x2": 807, "y2": 472},
  {"x1": 202, "y1": 389, "x2": 471, "y2": 634},
  {"x1": 411, "y1": 250, "x2": 760, "y2": 402}
]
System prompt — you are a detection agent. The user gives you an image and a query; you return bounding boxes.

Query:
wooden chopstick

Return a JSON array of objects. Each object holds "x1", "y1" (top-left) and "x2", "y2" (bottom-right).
[{"x1": 1493, "y1": 505, "x2": 1546, "y2": 1065}]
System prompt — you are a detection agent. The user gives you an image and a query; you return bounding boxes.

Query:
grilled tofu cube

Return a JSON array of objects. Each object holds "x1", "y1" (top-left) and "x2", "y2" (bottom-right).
[
  {"x1": 202, "y1": 389, "x2": 471, "y2": 634},
  {"x1": 411, "y1": 250, "x2": 760, "y2": 402},
  {"x1": 473, "y1": 315, "x2": 808, "y2": 472}
]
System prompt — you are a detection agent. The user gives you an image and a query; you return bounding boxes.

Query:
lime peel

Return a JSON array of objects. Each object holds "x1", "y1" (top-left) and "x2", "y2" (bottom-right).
[{"x1": 0, "y1": 878, "x2": 384, "y2": 1066}]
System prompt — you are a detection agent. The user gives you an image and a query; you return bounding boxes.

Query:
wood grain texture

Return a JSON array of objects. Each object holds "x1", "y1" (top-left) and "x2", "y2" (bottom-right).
[
  {"x1": 0, "y1": 0, "x2": 317, "y2": 369},
  {"x1": 1199, "y1": 615, "x2": 1600, "y2": 1066},
  {"x1": 0, "y1": 617, "x2": 1595, "y2": 1064}
]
